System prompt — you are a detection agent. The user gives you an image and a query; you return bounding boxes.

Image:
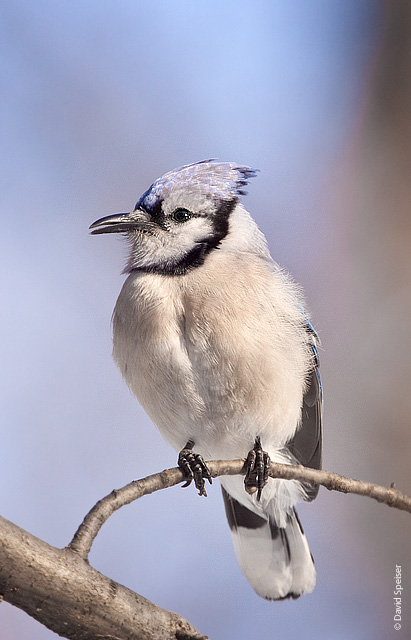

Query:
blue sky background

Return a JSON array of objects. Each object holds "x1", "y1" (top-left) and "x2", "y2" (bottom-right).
[{"x1": 1, "y1": 2, "x2": 410, "y2": 639}]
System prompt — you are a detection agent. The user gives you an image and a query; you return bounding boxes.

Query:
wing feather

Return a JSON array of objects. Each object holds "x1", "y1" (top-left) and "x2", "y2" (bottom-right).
[{"x1": 287, "y1": 320, "x2": 323, "y2": 500}]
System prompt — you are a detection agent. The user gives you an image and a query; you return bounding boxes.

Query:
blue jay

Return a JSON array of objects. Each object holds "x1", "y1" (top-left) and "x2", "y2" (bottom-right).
[{"x1": 90, "y1": 161, "x2": 322, "y2": 600}]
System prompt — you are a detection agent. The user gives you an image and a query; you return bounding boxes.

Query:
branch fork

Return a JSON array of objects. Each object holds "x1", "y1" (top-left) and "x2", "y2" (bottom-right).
[{"x1": 67, "y1": 459, "x2": 411, "y2": 560}]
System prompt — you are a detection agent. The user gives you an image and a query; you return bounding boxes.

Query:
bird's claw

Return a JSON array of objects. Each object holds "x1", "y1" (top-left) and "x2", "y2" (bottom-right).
[
  {"x1": 244, "y1": 436, "x2": 270, "y2": 501},
  {"x1": 178, "y1": 444, "x2": 212, "y2": 497}
]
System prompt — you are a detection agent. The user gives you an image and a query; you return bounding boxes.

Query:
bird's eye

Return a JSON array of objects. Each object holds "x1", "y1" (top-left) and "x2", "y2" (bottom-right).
[{"x1": 172, "y1": 208, "x2": 192, "y2": 223}]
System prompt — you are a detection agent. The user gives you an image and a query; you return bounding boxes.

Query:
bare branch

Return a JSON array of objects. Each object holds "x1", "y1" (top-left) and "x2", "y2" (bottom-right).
[
  {"x1": 0, "y1": 514, "x2": 207, "y2": 640},
  {"x1": 68, "y1": 467, "x2": 187, "y2": 558},
  {"x1": 68, "y1": 460, "x2": 411, "y2": 559},
  {"x1": 2, "y1": 460, "x2": 410, "y2": 639}
]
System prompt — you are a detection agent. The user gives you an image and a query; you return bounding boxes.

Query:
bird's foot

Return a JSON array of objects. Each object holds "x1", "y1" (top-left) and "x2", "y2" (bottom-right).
[
  {"x1": 178, "y1": 440, "x2": 212, "y2": 497},
  {"x1": 244, "y1": 436, "x2": 270, "y2": 501}
]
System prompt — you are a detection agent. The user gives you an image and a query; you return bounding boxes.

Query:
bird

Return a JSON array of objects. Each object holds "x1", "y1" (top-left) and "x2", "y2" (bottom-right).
[{"x1": 90, "y1": 160, "x2": 322, "y2": 601}]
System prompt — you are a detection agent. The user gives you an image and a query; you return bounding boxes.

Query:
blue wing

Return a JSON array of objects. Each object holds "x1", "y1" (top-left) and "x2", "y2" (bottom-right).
[{"x1": 287, "y1": 319, "x2": 323, "y2": 501}]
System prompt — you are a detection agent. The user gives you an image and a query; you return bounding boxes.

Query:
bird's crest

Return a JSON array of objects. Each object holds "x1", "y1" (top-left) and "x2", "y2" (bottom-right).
[{"x1": 136, "y1": 160, "x2": 258, "y2": 211}]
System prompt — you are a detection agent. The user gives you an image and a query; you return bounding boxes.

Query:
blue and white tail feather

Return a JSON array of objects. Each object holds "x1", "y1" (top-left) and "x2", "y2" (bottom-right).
[
  {"x1": 222, "y1": 484, "x2": 316, "y2": 600},
  {"x1": 220, "y1": 447, "x2": 316, "y2": 601}
]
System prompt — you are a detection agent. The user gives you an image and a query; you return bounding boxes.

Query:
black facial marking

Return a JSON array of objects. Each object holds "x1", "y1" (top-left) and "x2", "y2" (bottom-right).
[
  {"x1": 208, "y1": 198, "x2": 235, "y2": 250},
  {"x1": 138, "y1": 198, "x2": 167, "y2": 229},
  {"x1": 137, "y1": 242, "x2": 211, "y2": 276},
  {"x1": 132, "y1": 197, "x2": 237, "y2": 276}
]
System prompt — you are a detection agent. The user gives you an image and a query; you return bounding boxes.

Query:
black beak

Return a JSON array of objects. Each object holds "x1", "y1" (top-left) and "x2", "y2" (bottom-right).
[{"x1": 89, "y1": 212, "x2": 140, "y2": 235}]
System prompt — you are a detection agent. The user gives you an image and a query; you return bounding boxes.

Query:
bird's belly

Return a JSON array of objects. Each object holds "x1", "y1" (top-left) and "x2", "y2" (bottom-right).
[
  {"x1": 113, "y1": 326, "x2": 303, "y2": 461},
  {"x1": 112, "y1": 271, "x2": 307, "y2": 460}
]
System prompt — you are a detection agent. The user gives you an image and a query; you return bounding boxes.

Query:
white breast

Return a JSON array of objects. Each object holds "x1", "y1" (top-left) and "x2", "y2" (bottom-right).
[{"x1": 112, "y1": 250, "x2": 310, "y2": 460}]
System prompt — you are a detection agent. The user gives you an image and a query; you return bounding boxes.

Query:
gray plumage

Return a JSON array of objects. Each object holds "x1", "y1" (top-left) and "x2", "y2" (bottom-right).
[{"x1": 90, "y1": 160, "x2": 322, "y2": 600}]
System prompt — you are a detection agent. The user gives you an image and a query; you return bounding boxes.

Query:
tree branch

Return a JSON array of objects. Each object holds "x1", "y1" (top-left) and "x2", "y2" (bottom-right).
[
  {"x1": 0, "y1": 514, "x2": 207, "y2": 640},
  {"x1": 68, "y1": 460, "x2": 411, "y2": 560},
  {"x1": 1, "y1": 460, "x2": 410, "y2": 640}
]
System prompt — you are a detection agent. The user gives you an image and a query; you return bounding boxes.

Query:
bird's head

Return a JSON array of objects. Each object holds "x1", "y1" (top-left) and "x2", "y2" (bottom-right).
[{"x1": 90, "y1": 160, "x2": 262, "y2": 275}]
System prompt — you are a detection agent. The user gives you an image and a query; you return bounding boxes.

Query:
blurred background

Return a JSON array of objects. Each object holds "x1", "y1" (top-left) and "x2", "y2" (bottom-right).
[{"x1": 1, "y1": 1, "x2": 410, "y2": 639}]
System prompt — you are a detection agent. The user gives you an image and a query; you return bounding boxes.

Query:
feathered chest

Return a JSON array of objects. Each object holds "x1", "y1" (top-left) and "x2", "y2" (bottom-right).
[{"x1": 111, "y1": 255, "x2": 310, "y2": 452}]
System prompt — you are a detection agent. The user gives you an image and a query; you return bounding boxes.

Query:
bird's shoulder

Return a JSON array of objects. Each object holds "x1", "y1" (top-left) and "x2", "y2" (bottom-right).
[{"x1": 185, "y1": 250, "x2": 304, "y2": 314}]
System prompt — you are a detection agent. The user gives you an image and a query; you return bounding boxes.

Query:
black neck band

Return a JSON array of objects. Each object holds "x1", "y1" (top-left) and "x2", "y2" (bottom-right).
[{"x1": 132, "y1": 242, "x2": 209, "y2": 276}]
